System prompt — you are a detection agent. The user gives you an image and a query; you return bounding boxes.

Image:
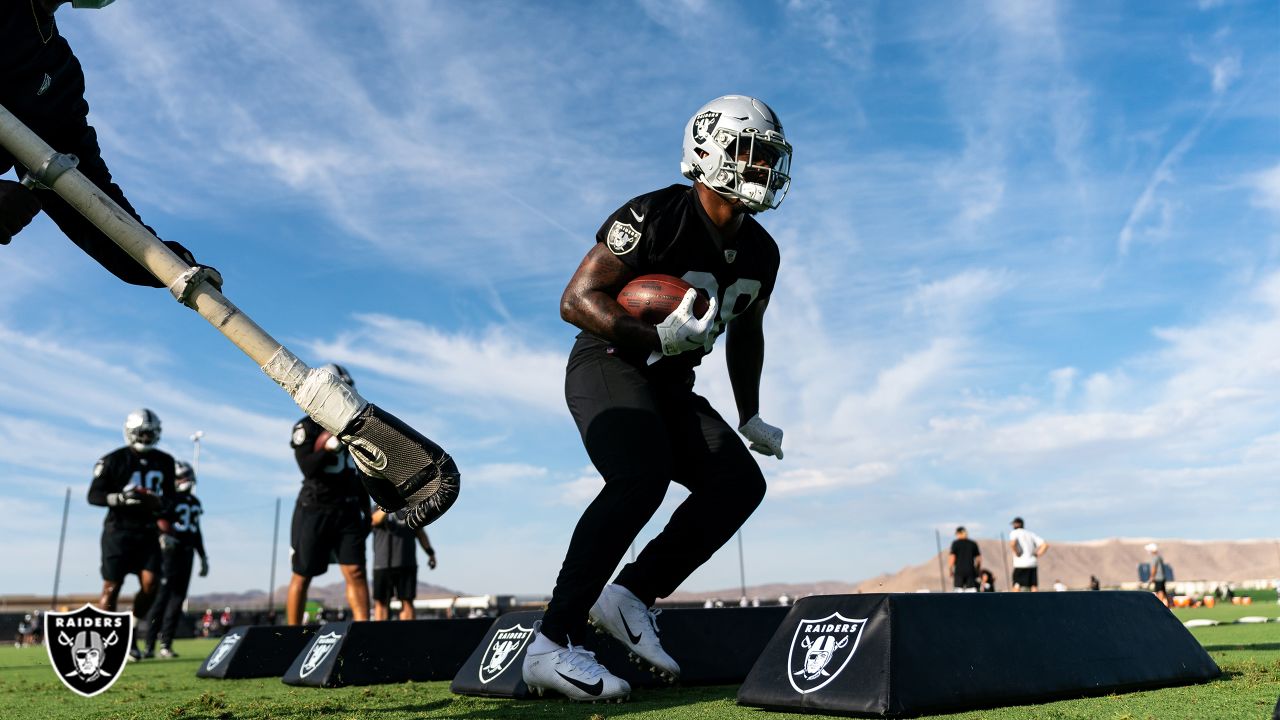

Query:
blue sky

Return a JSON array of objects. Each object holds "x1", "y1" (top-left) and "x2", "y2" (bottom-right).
[{"x1": 2, "y1": 0, "x2": 1278, "y2": 598}]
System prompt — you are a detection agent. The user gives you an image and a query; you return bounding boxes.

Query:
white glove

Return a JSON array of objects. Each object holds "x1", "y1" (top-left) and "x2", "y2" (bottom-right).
[
  {"x1": 656, "y1": 288, "x2": 718, "y2": 356},
  {"x1": 739, "y1": 414, "x2": 784, "y2": 459},
  {"x1": 106, "y1": 492, "x2": 143, "y2": 507}
]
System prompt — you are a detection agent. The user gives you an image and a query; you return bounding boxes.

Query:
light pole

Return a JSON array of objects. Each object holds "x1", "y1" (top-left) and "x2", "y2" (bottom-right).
[{"x1": 190, "y1": 430, "x2": 204, "y2": 474}]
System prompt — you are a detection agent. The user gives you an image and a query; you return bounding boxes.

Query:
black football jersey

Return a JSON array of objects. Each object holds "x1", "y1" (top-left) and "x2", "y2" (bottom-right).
[
  {"x1": 582, "y1": 184, "x2": 780, "y2": 376},
  {"x1": 170, "y1": 492, "x2": 204, "y2": 547},
  {"x1": 87, "y1": 447, "x2": 177, "y2": 530},
  {"x1": 291, "y1": 416, "x2": 367, "y2": 508}
]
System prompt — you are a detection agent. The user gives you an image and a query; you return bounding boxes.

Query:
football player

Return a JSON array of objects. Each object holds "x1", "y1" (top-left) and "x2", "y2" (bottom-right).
[
  {"x1": 87, "y1": 408, "x2": 177, "y2": 661},
  {"x1": 286, "y1": 364, "x2": 373, "y2": 625},
  {"x1": 370, "y1": 507, "x2": 437, "y2": 621},
  {"x1": 0, "y1": 2, "x2": 219, "y2": 283},
  {"x1": 522, "y1": 95, "x2": 791, "y2": 702},
  {"x1": 143, "y1": 460, "x2": 208, "y2": 658}
]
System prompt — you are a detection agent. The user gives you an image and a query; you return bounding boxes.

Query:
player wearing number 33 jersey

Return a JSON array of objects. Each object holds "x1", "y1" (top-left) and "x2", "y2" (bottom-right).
[{"x1": 524, "y1": 95, "x2": 792, "y2": 702}]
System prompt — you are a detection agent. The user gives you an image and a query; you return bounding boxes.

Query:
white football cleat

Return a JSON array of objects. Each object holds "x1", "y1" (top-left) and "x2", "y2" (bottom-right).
[
  {"x1": 522, "y1": 640, "x2": 630, "y2": 702},
  {"x1": 590, "y1": 583, "x2": 680, "y2": 681}
]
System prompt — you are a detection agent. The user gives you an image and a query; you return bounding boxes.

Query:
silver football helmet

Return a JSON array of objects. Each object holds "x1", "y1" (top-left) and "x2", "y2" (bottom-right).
[
  {"x1": 320, "y1": 363, "x2": 354, "y2": 388},
  {"x1": 123, "y1": 408, "x2": 161, "y2": 451},
  {"x1": 175, "y1": 460, "x2": 196, "y2": 494},
  {"x1": 680, "y1": 95, "x2": 792, "y2": 213}
]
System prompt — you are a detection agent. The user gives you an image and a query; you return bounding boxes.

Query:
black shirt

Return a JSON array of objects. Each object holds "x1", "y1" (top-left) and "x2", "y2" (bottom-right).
[
  {"x1": 0, "y1": 3, "x2": 165, "y2": 286},
  {"x1": 372, "y1": 511, "x2": 419, "y2": 570},
  {"x1": 291, "y1": 416, "x2": 367, "y2": 509},
  {"x1": 170, "y1": 491, "x2": 206, "y2": 556},
  {"x1": 577, "y1": 184, "x2": 780, "y2": 380},
  {"x1": 949, "y1": 538, "x2": 981, "y2": 578},
  {"x1": 87, "y1": 447, "x2": 176, "y2": 531}
]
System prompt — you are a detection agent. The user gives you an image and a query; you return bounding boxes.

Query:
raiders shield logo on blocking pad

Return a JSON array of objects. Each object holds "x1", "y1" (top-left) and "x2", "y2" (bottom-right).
[
  {"x1": 787, "y1": 612, "x2": 867, "y2": 695},
  {"x1": 299, "y1": 631, "x2": 343, "y2": 678},
  {"x1": 478, "y1": 622, "x2": 534, "y2": 684},
  {"x1": 44, "y1": 604, "x2": 132, "y2": 697},
  {"x1": 204, "y1": 631, "x2": 242, "y2": 672}
]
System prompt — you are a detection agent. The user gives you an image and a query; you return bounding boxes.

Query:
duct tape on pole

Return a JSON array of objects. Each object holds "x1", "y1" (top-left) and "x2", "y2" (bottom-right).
[{"x1": 0, "y1": 103, "x2": 459, "y2": 528}]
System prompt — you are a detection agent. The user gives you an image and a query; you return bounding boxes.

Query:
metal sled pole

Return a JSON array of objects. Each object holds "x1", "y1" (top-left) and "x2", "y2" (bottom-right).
[{"x1": 0, "y1": 103, "x2": 458, "y2": 527}]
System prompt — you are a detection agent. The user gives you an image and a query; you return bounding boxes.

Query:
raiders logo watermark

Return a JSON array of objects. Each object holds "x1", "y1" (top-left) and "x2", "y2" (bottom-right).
[
  {"x1": 299, "y1": 631, "x2": 343, "y2": 678},
  {"x1": 203, "y1": 631, "x2": 242, "y2": 672},
  {"x1": 478, "y1": 622, "x2": 534, "y2": 684},
  {"x1": 692, "y1": 110, "x2": 721, "y2": 143},
  {"x1": 606, "y1": 221, "x2": 641, "y2": 256},
  {"x1": 44, "y1": 604, "x2": 133, "y2": 697},
  {"x1": 787, "y1": 612, "x2": 867, "y2": 695}
]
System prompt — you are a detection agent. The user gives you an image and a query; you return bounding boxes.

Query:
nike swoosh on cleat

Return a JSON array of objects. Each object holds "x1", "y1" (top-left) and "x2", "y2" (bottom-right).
[
  {"x1": 618, "y1": 610, "x2": 643, "y2": 645},
  {"x1": 629, "y1": 207, "x2": 645, "y2": 223},
  {"x1": 556, "y1": 671, "x2": 603, "y2": 696}
]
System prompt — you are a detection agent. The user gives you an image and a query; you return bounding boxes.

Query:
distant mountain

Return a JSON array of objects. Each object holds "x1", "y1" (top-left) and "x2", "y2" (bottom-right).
[
  {"x1": 189, "y1": 580, "x2": 465, "y2": 610},
  {"x1": 667, "y1": 538, "x2": 1280, "y2": 600}
]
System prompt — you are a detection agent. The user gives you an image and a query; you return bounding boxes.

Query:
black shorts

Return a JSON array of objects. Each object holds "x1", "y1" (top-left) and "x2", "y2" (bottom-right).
[
  {"x1": 372, "y1": 566, "x2": 418, "y2": 604},
  {"x1": 101, "y1": 526, "x2": 161, "y2": 583},
  {"x1": 1012, "y1": 567, "x2": 1039, "y2": 589},
  {"x1": 1153, "y1": 580, "x2": 1167, "y2": 594},
  {"x1": 290, "y1": 503, "x2": 369, "y2": 578},
  {"x1": 953, "y1": 573, "x2": 978, "y2": 590}
]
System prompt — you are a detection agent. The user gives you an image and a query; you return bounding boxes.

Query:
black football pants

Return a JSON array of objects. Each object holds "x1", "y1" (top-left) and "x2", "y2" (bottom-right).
[
  {"x1": 539, "y1": 348, "x2": 767, "y2": 646},
  {"x1": 145, "y1": 544, "x2": 194, "y2": 649}
]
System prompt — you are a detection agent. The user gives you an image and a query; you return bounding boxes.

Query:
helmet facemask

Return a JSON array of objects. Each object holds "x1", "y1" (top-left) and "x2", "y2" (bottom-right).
[{"x1": 123, "y1": 409, "x2": 162, "y2": 452}]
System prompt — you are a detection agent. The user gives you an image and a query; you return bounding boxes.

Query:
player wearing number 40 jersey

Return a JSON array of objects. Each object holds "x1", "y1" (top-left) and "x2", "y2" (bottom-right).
[
  {"x1": 87, "y1": 408, "x2": 176, "y2": 660},
  {"x1": 143, "y1": 460, "x2": 207, "y2": 659},
  {"x1": 523, "y1": 95, "x2": 792, "y2": 703}
]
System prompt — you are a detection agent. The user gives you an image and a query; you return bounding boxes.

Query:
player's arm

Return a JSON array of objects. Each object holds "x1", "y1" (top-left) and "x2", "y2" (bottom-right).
[
  {"x1": 416, "y1": 529, "x2": 437, "y2": 569},
  {"x1": 371, "y1": 508, "x2": 388, "y2": 527},
  {"x1": 86, "y1": 456, "x2": 117, "y2": 506},
  {"x1": 726, "y1": 294, "x2": 768, "y2": 427},
  {"x1": 948, "y1": 550, "x2": 956, "y2": 574},
  {"x1": 974, "y1": 549, "x2": 982, "y2": 571},
  {"x1": 560, "y1": 244, "x2": 660, "y2": 352},
  {"x1": 292, "y1": 422, "x2": 334, "y2": 476},
  {"x1": 1036, "y1": 540, "x2": 1049, "y2": 557}
]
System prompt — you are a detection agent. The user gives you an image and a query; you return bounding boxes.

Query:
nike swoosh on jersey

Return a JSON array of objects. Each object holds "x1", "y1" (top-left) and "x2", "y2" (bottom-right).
[
  {"x1": 556, "y1": 671, "x2": 603, "y2": 696},
  {"x1": 619, "y1": 610, "x2": 642, "y2": 645},
  {"x1": 629, "y1": 207, "x2": 645, "y2": 223}
]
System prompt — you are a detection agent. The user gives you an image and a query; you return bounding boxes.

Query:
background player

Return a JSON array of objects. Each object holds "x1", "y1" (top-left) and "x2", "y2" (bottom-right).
[
  {"x1": 370, "y1": 508, "x2": 437, "y2": 621},
  {"x1": 522, "y1": 95, "x2": 792, "y2": 702},
  {"x1": 0, "y1": 1, "x2": 218, "y2": 283},
  {"x1": 143, "y1": 460, "x2": 208, "y2": 658},
  {"x1": 1009, "y1": 517, "x2": 1049, "y2": 592},
  {"x1": 948, "y1": 526, "x2": 981, "y2": 592},
  {"x1": 286, "y1": 364, "x2": 372, "y2": 625},
  {"x1": 87, "y1": 408, "x2": 176, "y2": 660}
]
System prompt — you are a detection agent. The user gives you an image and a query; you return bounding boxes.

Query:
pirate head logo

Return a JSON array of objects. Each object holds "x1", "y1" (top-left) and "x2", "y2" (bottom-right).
[
  {"x1": 787, "y1": 612, "x2": 867, "y2": 695},
  {"x1": 204, "y1": 631, "x2": 242, "y2": 672},
  {"x1": 299, "y1": 631, "x2": 343, "y2": 678},
  {"x1": 44, "y1": 604, "x2": 132, "y2": 697},
  {"x1": 606, "y1": 221, "x2": 641, "y2": 256},
  {"x1": 692, "y1": 110, "x2": 721, "y2": 144},
  {"x1": 478, "y1": 622, "x2": 534, "y2": 684}
]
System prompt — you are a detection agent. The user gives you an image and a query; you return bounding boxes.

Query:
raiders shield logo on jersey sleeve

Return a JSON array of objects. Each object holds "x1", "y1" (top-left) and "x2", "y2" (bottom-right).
[{"x1": 606, "y1": 221, "x2": 641, "y2": 255}]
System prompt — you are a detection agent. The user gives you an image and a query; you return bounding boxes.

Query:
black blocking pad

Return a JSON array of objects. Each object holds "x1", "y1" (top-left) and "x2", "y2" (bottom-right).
[
  {"x1": 737, "y1": 592, "x2": 1221, "y2": 717},
  {"x1": 450, "y1": 605, "x2": 790, "y2": 698},
  {"x1": 280, "y1": 617, "x2": 493, "y2": 687},
  {"x1": 196, "y1": 625, "x2": 316, "y2": 679}
]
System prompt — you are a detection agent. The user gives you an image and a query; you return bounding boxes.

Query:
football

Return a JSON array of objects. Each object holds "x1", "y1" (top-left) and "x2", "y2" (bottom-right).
[{"x1": 617, "y1": 274, "x2": 711, "y2": 324}]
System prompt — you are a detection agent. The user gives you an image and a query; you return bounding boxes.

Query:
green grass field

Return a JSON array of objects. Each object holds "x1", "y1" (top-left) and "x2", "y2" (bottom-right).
[{"x1": 3, "y1": 604, "x2": 1277, "y2": 720}]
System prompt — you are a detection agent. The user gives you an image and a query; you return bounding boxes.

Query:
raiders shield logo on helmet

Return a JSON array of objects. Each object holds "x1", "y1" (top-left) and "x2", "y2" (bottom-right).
[
  {"x1": 203, "y1": 631, "x2": 242, "y2": 672},
  {"x1": 478, "y1": 622, "x2": 535, "y2": 684},
  {"x1": 44, "y1": 604, "x2": 132, "y2": 697},
  {"x1": 299, "y1": 631, "x2": 343, "y2": 678},
  {"x1": 692, "y1": 110, "x2": 721, "y2": 143},
  {"x1": 787, "y1": 612, "x2": 867, "y2": 695}
]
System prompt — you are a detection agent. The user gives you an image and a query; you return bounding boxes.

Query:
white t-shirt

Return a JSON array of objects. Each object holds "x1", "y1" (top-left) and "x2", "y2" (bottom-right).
[{"x1": 1010, "y1": 528, "x2": 1044, "y2": 568}]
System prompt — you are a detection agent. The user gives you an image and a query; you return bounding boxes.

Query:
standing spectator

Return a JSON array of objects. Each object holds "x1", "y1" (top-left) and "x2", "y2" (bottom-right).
[
  {"x1": 948, "y1": 526, "x2": 981, "y2": 592},
  {"x1": 218, "y1": 607, "x2": 232, "y2": 635},
  {"x1": 1146, "y1": 543, "x2": 1169, "y2": 606},
  {"x1": 200, "y1": 608, "x2": 214, "y2": 637},
  {"x1": 1089, "y1": 575, "x2": 1101, "y2": 591},
  {"x1": 1008, "y1": 517, "x2": 1048, "y2": 592},
  {"x1": 371, "y1": 508, "x2": 437, "y2": 621},
  {"x1": 977, "y1": 569, "x2": 997, "y2": 593}
]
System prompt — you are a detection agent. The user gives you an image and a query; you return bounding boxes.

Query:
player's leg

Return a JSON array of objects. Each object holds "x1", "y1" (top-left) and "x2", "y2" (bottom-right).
[
  {"x1": 158, "y1": 547, "x2": 194, "y2": 656},
  {"x1": 398, "y1": 567, "x2": 417, "y2": 620},
  {"x1": 371, "y1": 568, "x2": 391, "y2": 621},
  {"x1": 98, "y1": 527, "x2": 126, "y2": 611},
  {"x1": 336, "y1": 505, "x2": 370, "y2": 621},
  {"x1": 596, "y1": 389, "x2": 765, "y2": 678},
  {"x1": 524, "y1": 354, "x2": 667, "y2": 701},
  {"x1": 287, "y1": 503, "x2": 324, "y2": 625},
  {"x1": 1028, "y1": 568, "x2": 1039, "y2": 592}
]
